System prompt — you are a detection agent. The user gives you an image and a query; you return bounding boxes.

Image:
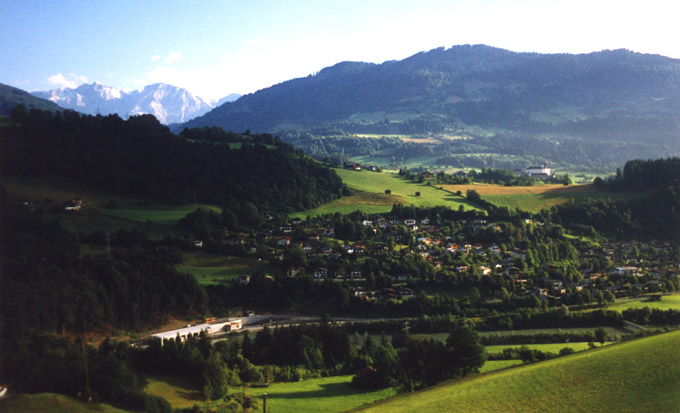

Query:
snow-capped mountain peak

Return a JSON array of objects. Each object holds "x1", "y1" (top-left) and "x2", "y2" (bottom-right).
[{"x1": 32, "y1": 82, "x2": 226, "y2": 124}]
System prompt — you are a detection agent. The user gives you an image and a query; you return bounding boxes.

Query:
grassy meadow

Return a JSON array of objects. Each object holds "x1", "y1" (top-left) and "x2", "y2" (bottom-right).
[
  {"x1": 357, "y1": 329, "x2": 680, "y2": 413},
  {"x1": 178, "y1": 252, "x2": 277, "y2": 285},
  {"x1": 440, "y1": 182, "x2": 642, "y2": 213}
]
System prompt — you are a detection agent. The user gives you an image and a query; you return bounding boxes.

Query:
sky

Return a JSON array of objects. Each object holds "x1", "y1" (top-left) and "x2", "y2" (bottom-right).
[{"x1": 1, "y1": 0, "x2": 678, "y2": 102}]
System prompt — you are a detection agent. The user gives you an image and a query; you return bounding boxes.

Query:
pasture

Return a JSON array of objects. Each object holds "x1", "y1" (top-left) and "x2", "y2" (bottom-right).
[
  {"x1": 357, "y1": 329, "x2": 680, "y2": 413},
  {"x1": 178, "y1": 252, "x2": 277, "y2": 285},
  {"x1": 441, "y1": 183, "x2": 641, "y2": 213}
]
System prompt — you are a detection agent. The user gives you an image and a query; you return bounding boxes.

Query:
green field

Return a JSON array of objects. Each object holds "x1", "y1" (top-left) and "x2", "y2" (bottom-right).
[
  {"x1": 246, "y1": 375, "x2": 397, "y2": 413},
  {"x1": 178, "y1": 252, "x2": 277, "y2": 285},
  {"x1": 358, "y1": 330, "x2": 680, "y2": 412},
  {"x1": 485, "y1": 342, "x2": 605, "y2": 354},
  {"x1": 478, "y1": 326, "x2": 627, "y2": 337},
  {"x1": 602, "y1": 294, "x2": 680, "y2": 312},
  {"x1": 146, "y1": 374, "x2": 396, "y2": 413},
  {"x1": 0, "y1": 393, "x2": 127, "y2": 413},
  {"x1": 146, "y1": 375, "x2": 204, "y2": 409},
  {"x1": 479, "y1": 359, "x2": 523, "y2": 373},
  {"x1": 100, "y1": 204, "x2": 221, "y2": 225},
  {"x1": 294, "y1": 169, "x2": 481, "y2": 218}
]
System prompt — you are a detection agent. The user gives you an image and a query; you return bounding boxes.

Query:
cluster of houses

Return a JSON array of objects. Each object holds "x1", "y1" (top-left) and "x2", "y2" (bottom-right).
[{"x1": 224, "y1": 213, "x2": 679, "y2": 304}]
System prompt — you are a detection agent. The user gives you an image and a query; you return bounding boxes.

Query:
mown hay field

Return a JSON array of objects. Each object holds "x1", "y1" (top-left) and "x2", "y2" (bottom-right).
[{"x1": 441, "y1": 183, "x2": 640, "y2": 213}]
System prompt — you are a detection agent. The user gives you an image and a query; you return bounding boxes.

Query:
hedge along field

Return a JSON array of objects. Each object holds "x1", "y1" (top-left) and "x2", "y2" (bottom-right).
[
  {"x1": 440, "y1": 183, "x2": 641, "y2": 213},
  {"x1": 293, "y1": 168, "x2": 481, "y2": 218},
  {"x1": 357, "y1": 329, "x2": 680, "y2": 413}
]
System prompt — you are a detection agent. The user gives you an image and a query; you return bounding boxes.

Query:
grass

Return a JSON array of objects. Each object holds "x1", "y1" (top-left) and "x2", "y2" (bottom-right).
[
  {"x1": 178, "y1": 252, "x2": 277, "y2": 285},
  {"x1": 246, "y1": 375, "x2": 397, "y2": 413},
  {"x1": 440, "y1": 183, "x2": 643, "y2": 213},
  {"x1": 602, "y1": 294, "x2": 680, "y2": 312},
  {"x1": 146, "y1": 375, "x2": 204, "y2": 409},
  {"x1": 357, "y1": 329, "x2": 680, "y2": 412},
  {"x1": 479, "y1": 326, "x2": 628, "y2": 337},
  {"x1": 0, "y1": 393, "x2": 127, "y2": 413},
  {"x1": 100, "y1": 204, "x2": 220, "y2": 225},
  {"x1": 479, "y1": 359, "x2": 523, "y2": 373},
  {"x1": 294, "y1": 169, "x2": 481, "y2": 217},
  {"x1": 485, "y1": 342, "x2": 605, "y2": 354},
  {"x1": 146, "y1": 374, "x2": 396, "y2": 413}
]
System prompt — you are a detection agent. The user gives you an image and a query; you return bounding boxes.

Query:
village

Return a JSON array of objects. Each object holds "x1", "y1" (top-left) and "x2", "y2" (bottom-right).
[{"x1": 212, "y1": 209, "x2": 679, "y2": 310}]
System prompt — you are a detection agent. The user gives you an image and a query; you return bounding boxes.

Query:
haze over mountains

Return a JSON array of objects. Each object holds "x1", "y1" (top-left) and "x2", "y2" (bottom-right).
[
  {"x1": 31, "y1": 83, "x2": 241, "y2": 124},
  {"x1": 183, "y1": 44, "x2": 680, "y2": 145}
]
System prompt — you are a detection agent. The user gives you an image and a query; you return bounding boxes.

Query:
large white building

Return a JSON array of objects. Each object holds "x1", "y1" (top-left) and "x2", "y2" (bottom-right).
[
  {"x1": 152, "y1": 319, "x2": 242, "y2": 344},
  {"x1": 525, "y1": 164, "x2": 552, "y2": 178}
]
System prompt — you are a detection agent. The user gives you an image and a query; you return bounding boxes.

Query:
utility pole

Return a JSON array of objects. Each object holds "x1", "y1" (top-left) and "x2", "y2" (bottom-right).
[{"x1": 105, "y1": 231, "x2": 111, "y2": 259}]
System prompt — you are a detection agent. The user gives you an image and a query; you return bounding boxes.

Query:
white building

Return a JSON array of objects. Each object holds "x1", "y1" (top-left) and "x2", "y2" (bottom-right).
[
  {"x1": 525, "y1": 164, "x2": 552, "y2": 178},
  {"x1": 152, "y1": 319, "x2": 242, "y2": 344}
]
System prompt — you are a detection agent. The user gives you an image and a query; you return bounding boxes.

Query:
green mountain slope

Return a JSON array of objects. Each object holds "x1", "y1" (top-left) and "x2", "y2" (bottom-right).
[
  {"x1": 184, "y1": 45, "x2": 680, "y2": 145},
  {"x1": 0, "y1": 83, "x2": 61, "y2": 115},
  {"x1": 358, "y1": 330, "x2": 680, "y2": 413}
]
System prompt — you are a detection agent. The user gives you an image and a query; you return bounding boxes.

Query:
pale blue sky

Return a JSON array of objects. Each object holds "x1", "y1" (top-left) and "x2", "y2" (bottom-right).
[{"x1": 1, "y1": 0, "x2": 677, "y2": 101}]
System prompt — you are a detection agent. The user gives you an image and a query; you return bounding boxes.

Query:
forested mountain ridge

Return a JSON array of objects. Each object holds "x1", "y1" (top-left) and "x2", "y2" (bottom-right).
[
  {"x1": 1, "y1": 108, "x2": 345, "y2": 219},
  {"x1": 182, "y1": 45, "x2": 680, "y2": 144}
]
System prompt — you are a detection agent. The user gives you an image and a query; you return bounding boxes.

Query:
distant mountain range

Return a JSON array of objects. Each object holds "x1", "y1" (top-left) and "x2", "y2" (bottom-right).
[
  {"x1": 30, "y1": 82, "x2": 242, "y2": 124},
  {"x1": 182, "y1": 44, "x2": 680, "y2": 144}
]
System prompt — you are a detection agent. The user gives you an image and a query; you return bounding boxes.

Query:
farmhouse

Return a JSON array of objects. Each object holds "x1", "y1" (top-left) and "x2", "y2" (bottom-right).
[
  {"x1": 345, "y1": 162, "x2": 362, "y2": 171},
  {"x1": 152, "y1": 319, "x2": 242, "y2": 344}
]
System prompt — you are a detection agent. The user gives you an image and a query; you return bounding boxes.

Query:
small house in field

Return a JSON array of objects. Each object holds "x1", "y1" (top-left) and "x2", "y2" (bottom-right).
[{"x1": 314, "y1": 268, "x2": 328, "y2": 279}]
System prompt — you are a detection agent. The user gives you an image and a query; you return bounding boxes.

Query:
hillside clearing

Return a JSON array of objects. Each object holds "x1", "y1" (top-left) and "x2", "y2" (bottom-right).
[{"x1": 294, "y1": 169, "x2": 481, "y2": 217}]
